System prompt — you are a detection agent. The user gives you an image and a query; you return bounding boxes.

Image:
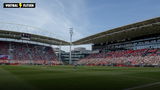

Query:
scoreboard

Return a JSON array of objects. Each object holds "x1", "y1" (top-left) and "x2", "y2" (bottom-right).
[{"x1": 21, "y1": 33, "x2": 31, "y2": 40}]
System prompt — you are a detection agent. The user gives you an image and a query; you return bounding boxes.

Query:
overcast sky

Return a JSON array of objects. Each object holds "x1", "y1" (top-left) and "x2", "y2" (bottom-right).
[{"x1": 0, "y1": 0, "x2": 160, "y2": 51}]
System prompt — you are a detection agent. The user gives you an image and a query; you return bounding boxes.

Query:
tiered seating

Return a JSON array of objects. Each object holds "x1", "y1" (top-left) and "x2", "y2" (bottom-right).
[
  {"x1": 0, "y1": 42, "x2": 9, "y2": 55},
  {"x1": 77, "y1": 48, "x2": 160, "y2": 67},
  {"x1": 0, "y1": 41, "x2": 62, "y2": 65},
  {"x1": 106, "y1": 49, "x2": 148, "y2": 58}
]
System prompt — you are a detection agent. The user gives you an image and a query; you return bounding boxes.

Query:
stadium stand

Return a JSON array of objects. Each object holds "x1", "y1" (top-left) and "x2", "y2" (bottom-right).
[
  {"x1": 0, "y1": 41, "x2": 62, "y2": 65},
  {"x1": 77, "y1": 48, "x2": 160, "y2": 67},
  {"x1": 0, "y1": 28, "x2": 69, "y2": 65},
  {"x1": 1, "y1": 17, "x2": 160, "y2": 67},
  {"x1": 75, "y1": 17, "x2": 160, "y2": 67}
]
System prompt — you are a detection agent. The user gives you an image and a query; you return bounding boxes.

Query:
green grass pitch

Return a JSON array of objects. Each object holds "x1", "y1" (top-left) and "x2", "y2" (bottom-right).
[{"x1": 0, "y1": 65, "x2": 160, "y2": 90}]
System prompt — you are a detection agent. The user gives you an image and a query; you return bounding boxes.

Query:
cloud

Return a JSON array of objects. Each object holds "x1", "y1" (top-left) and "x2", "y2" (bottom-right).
[
  {"x1": 0, "y1": 0, "x2": 91, "y2": 41},
  {"x1": 0, "y1": 0, "x2": 92, "y2": 51}
]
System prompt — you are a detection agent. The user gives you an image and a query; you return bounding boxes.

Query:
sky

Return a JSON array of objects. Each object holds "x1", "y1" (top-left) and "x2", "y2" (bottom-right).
[{"x1": 0, "y1": 0, "x2": 160, "y2": 51}]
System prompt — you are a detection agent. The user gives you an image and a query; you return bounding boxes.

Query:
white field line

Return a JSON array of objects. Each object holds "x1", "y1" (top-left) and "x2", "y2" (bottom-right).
[{"x1": 124, "y1": 82, "x2": 160, "y2": 90}]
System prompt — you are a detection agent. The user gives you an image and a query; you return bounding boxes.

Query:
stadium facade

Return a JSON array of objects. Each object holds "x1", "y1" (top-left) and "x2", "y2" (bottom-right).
[{"x1": 60, "y1": 47, "x2": 91, "y2": 64}]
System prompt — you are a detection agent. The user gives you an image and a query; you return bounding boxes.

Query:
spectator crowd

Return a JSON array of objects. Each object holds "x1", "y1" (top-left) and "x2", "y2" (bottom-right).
[
  {"x1": 0, "y1": 42, "x2": 62, "y2": 65},
  {"x1": 77, "y1": 48, "x2": 160, "y2": 67}
]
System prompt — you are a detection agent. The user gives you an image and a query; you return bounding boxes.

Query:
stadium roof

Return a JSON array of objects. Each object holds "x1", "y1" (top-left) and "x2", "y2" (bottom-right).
[
  {"x1": 0, "y1": 30, "x2": 69, "y2": 45},
  {"x1": 73, "y1": 17, "x2": 160, "y2": 45}
]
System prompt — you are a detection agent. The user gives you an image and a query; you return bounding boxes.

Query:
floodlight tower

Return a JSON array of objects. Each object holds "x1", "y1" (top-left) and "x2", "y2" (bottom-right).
[
  {"x1": 59, "y1": 42, "x2": 62, "y2": 62},
  {"x1": 69, "y1": 28, "x2": 73, "y2": 65}
]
